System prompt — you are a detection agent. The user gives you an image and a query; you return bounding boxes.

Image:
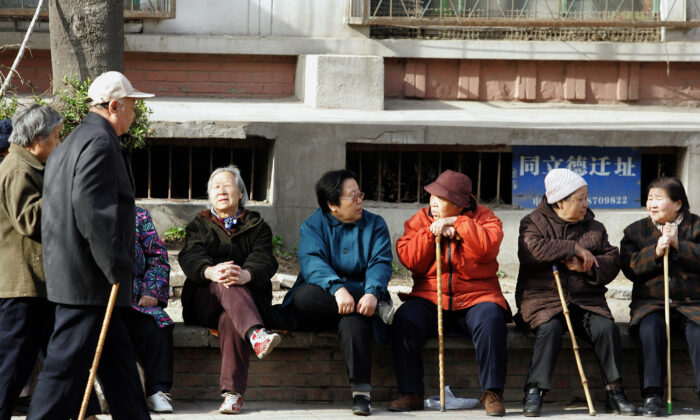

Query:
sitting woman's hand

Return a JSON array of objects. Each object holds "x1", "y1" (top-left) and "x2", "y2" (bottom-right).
[
  {"x1": 137, "y1": 295, "x2": 159, "y2": 307},
  {"x1": 356, "y1": 293, "x2": 378, "y2": 317},
  {"x1": 564, "y1": 256, "x2": 587, "y2": 273},
  {"x1": 574, "y1": 244, "x2": 599, "y2": 271},
  {"x1": 334, "y1": 287, "x2": 355, "y2": 315},
  {"x1": 205, "y1": 261, "x2": 252, "y2": 288},
  {"x1": 430, "y1": 216, "x2": 458, "y2": 238}
]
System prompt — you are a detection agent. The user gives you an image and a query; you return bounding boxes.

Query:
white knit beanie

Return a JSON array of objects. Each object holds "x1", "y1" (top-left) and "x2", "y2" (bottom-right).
[{"x1": 544, "y1": 168, "x2": 588, "y2": 204}]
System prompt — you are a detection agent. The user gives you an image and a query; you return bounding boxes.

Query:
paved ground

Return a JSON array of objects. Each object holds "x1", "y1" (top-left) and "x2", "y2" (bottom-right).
[{"x1": 14, "y1": 401, "x2": 700, "y2": 419}]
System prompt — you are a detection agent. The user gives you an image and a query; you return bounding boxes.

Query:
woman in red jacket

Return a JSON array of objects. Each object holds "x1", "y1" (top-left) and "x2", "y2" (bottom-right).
[{"x1": 388, "y1": 170, "x2": 509, "y2": 417}]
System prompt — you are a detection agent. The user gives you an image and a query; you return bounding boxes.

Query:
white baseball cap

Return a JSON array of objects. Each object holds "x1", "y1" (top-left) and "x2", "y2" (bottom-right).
[{"x1": 87, "y1": 71, "x2": 154, "y2": 105}]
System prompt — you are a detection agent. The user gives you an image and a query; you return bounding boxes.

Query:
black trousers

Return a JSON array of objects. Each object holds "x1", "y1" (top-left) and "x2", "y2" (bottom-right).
[
  {"x1": 0, "y1": 298, "x2": 53, "y2": 420},
  {"x1": 526, "y1": 305, "x2": 623, "y2": 391},
  {"x1": 121, "y1": 309, "x2": 174, "y2": 396},
  {"x1": 26, "y1": 304, "x2": 150, "y2": 420},
  {"x1": 637, "y1": 311, "x2": 700, "y2": 396},
  {"x1": 291, "y1": 284, "x2": 375, "y2": 389},
  {"x1": 392, "y1": 298, "x2": 508, "y2": 394}
]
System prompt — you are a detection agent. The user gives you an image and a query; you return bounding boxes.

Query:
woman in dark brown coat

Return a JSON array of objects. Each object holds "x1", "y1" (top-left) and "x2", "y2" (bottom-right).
[
  {"x1": 621, "y1": 177, "x2": 700, "y2": 417},
  {"x1": 515, "y1": 168, "x2": 636, "y2": 417},
  {"x1": 179, "y1": 165, "x2": 280, "y2": 415}
]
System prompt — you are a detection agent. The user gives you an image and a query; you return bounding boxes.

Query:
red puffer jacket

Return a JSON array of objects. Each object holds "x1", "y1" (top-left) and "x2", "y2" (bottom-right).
[{"x1": 396, "y1": 206, "x2": 508, "y2": 312}]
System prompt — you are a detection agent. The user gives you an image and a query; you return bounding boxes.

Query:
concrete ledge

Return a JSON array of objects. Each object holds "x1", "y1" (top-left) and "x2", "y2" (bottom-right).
[{"x1": 173, "y1": 322, "x2": 653, "y2": 350}]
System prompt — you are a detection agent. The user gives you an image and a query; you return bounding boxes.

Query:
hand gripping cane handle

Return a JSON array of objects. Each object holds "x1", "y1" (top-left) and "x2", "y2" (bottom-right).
[{"x1": 78, "y1": 283, "x2": 120, "y2": 420}]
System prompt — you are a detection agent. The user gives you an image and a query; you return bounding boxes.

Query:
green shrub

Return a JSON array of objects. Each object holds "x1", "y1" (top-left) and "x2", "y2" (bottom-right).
[
  {"x1": 164, "y1": 225, "x2": 186, "y2": 242},
  {"x1": 0, "y1": 75, "x2": 154, "y2": 150},
  {"x1": 53, "y1": 75, "x2": 154, "y2": 149}
]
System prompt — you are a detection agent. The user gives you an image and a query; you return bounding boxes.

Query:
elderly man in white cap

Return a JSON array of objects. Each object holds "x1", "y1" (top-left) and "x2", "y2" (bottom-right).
[
  {"x1": 27, "y1": 71, "x2": 154, "y2": 420},
  {"x1": 514, "y1": 168, "x2": 638, "y2": 417}
]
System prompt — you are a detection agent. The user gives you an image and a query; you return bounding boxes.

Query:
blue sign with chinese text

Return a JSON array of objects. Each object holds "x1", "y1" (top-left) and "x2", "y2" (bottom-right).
[{"x1": 512, "y1": 146, "x2": 641, "y2": 209}]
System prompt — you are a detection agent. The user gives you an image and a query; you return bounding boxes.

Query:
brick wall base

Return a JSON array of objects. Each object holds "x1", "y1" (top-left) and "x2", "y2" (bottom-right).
[{"x1": 172, "y1": 329, "x2": 697, "y2": 404}]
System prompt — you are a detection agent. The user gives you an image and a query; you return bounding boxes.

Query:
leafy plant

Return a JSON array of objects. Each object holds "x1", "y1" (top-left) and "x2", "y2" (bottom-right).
[
  {"x1": 52, "y1": 75, "x2": 154, "y2": 149},
  {"x1": 0, "y1": 95, "x2": 19, "y2": 120},
  {"x1": 272, "y1": 234, "x2": 294, "y2": 258},
  {"x1": 272, "y1": 234, "x2": 283, "y2": 256},
  {"x1": 392, "y1": 261, "x2": 409, "y2": 276},
  {"x1": 164, "y1": 225, "x2": 186, "y2": 242}
]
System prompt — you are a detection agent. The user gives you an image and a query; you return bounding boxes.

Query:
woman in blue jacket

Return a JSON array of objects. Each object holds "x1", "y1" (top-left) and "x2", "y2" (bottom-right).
[{"x1": 282, "y1": 169, "x2": 393, "y2": 416}]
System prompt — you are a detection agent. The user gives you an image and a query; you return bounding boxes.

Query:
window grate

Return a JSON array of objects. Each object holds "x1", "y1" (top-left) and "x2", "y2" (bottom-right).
[
  {"x1": 348, "y1": 145, "x2": 680, "y2": 207},
  {"x1": 130, "y1": 138, "x2": 272, "y2": 202},
  {"x1": 346, "y1": 144, "x2": 512, "y2": 205}
]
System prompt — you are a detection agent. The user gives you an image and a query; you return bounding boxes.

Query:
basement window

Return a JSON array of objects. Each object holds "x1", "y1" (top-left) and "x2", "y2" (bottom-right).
[{"x1": 129, "y1": 138, "x2": 272, "y2": 201}]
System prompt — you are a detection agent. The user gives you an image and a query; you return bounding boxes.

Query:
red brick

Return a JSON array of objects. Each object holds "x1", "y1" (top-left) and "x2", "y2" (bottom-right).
[
  {"x1": 179, "y1": 374, "x2": 207, "y2": 387},
  {"x1": 256, "y1": 375, "x2": 281, "y2": 387}
]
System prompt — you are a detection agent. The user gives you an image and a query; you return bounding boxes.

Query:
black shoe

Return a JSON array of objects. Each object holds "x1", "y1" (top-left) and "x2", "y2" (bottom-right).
[
  {"x1": 523, "y1": 387, "x2": 543, "y2": 417},
  {"x1": 606, "y1": 386, "x2": 638, "y2": 416},
  {"x1": 352, "y1": 395, "x2": 371, "y2": 416},
  {"x1": 643, "y1": 396, "x2": 661, "y2": 417}
]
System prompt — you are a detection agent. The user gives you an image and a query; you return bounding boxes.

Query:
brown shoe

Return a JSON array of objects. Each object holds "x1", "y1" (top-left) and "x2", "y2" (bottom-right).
[
  {"x1": 388, "y1": 393, "x2": 424, "y2": 412},
  {"x1": 480, "y1": 389, "x2": 505, "y2": 417}
]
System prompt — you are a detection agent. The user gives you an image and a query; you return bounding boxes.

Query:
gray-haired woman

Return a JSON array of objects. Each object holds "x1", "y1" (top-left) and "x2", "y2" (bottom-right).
[
  {"x1": 178, "y1": 165, "x2": 281, "y2": 415},
  {"x1": 0, "y1": 104, "x2": 62, "y2": 420}
]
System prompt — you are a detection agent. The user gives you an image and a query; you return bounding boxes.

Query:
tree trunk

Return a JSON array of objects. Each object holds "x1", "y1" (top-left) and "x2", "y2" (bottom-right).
[{"x1": 49, "y1": 0, "x2": 123, "y2": 91}]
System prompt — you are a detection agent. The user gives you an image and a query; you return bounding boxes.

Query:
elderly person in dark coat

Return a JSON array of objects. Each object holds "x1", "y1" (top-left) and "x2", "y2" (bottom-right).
[
  {"x1": 179, "y1": 165, "x2": 280, "y2": 415},
  {"x1": 27, "y1": 71, "x2": 154, "y2": 420},
  {"x1": 0, "y1": 118, "x2": 12, "y2": 163},
  {"x1": 515, "y1": 168, "x2": 637, "y2": 417},
  {"x1": 0, "y1": 105, "x2": 61, "y2": 420},
  {"x1": 621, "y1": 177, "x2": 700, "y2": 417}
]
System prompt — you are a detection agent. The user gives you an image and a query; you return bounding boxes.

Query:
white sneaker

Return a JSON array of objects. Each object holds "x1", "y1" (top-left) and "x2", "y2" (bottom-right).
[
  {"x1": 146, "y1": 391, "x2": 173, "y2": 413},
  {"x1": 250, "y1": 328, "x2": 281, "y2": 359},
  {"x1": 219, "y1": 392, "x2": 243, "y2": 414}
]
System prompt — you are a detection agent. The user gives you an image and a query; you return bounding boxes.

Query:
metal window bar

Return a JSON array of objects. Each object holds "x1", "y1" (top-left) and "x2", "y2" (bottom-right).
[
  {"x1": 346, "y1": 146, "x2": 512, "y2": 205},
  {"x1": 350, "y1": 0, "x2": 700, "y2": 28},
  {"x1": 136, "y1": 142, "x2": 269, "y2": 201}
]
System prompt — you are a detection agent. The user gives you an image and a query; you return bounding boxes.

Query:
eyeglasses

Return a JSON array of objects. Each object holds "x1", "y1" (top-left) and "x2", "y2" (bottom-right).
[{"x1": 340, "y1": 192, "x2": 365, "y2": 201}]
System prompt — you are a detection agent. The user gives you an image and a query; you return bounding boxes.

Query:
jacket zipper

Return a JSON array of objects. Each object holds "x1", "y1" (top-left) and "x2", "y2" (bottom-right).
[{"x1": 447, "y1": 238, "x2": 454, "y2": 311}]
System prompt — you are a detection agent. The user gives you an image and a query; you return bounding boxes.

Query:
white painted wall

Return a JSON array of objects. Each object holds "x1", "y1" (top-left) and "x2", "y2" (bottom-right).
[{"x1": 142, "y1": 0, "x2": 365, "y2": 38}]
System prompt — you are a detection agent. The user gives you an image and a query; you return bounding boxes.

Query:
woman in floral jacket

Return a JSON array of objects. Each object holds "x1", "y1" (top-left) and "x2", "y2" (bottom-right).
[{"x1": 121, "y1": 206, "x2": 174, "y2": 413}]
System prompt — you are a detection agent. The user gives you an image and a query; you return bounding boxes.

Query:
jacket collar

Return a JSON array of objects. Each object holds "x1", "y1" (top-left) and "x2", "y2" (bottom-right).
[
  {"x1": 326, "y1": 211, "x2": 366, "y2": 230},
  {"x1": 536, "y1": 194, "x2": 594, "y2": 225},
  {"x1": 8, "y1": 143, "x2": 44, "y2": 170},
  {"x1": 83, "y1": 112, "x2": 119, "y2": 141}
]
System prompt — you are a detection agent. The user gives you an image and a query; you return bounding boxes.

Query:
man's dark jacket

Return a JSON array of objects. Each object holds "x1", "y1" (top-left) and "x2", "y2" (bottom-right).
[
  {"x1": 42, "y1": 112, "x2": 135, "y2": 306},
  {"x1": 515, "y1": 196, "x2": 620, "y2": 330}
]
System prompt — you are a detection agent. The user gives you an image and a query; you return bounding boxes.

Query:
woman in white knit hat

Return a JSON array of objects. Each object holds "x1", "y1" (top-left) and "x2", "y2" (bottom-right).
[{"x1": 514, "y1": 168, "x2": 637, "y2": 417}]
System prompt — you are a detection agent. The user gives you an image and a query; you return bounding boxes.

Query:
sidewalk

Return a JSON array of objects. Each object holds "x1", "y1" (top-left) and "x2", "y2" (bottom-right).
[{"x1": 15, "y1": 400, "x2": 700, "y2": 419}]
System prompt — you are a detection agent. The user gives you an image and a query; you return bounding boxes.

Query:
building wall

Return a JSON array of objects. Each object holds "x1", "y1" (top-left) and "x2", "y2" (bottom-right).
[
  {"x1": 386, "y1": 58, "x2": 700, "y2": 105},
  {"x1": 0, "y1": 51, "x2": 296, "y2": 98}
]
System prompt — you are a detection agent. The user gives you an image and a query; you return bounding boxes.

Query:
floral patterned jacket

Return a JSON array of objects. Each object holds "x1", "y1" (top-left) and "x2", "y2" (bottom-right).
[{"x1": 133, "y1": 207, "x2": 173, "y2": 328}]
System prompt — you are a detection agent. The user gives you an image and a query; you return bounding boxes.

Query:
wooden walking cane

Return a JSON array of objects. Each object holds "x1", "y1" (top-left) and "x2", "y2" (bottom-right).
[
  {"x1": 436, "y1": 235, "x2": 446, "y2": 412},
  {"x1": 552, "y1": 265, "x2": 596, "y2": 416},
  {"x1": 78, "y1": 283, "x2": 120, "y2": 420},
  {"x1": 664, "y1": 247, "x2": 672, "y2": 415}
]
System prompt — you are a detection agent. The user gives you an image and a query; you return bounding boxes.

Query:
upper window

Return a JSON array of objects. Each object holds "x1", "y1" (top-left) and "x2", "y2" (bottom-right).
[
  {"x1": 0, "y1": 0, "x2": 175, "y2": 20},
  {"x1": 348, "y1": 0, "x2": 695, "y2": 41}
]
